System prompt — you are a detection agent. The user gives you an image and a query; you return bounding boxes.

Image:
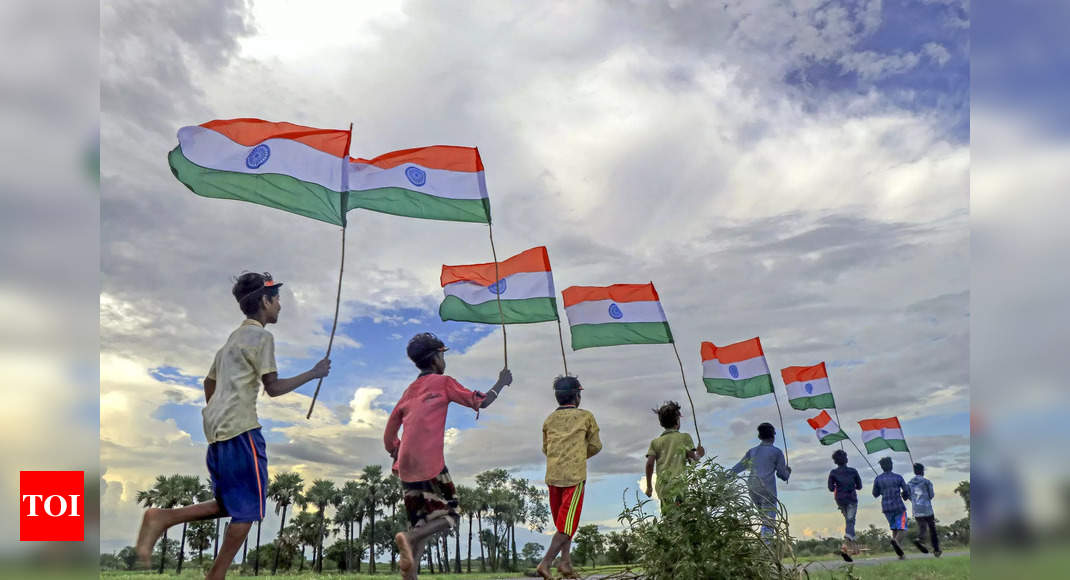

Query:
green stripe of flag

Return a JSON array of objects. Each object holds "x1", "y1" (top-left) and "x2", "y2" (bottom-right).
[
  {"x1": 703, "y1": 375, "x2": 774, "y2": 399},
  {"x1": 864, "y1": 438, "x2": 910, "y2": 453},
  {"x1": 347, "y1": 187, "x2": 491, "y2": 224},
  {"x1": 569, "y1": 322, "x2": 673, "y2": 350},
  {"x1": 788, "y1": 392, "x2": 836, "y2": 410},
  {"x1": 439, "y1": 295, "x2": 559, "y2": 324},
  {"x1": 819, "y1": 430, "x2": 850, "y2": 445},
  {"x1": 169, "y1": 146, "x2": 346, "y2": 226}
]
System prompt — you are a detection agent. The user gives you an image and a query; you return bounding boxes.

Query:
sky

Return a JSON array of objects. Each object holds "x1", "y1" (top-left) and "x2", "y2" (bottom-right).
[{"x1": 99, "y1": 0, "x2": 970, "y2": 556}]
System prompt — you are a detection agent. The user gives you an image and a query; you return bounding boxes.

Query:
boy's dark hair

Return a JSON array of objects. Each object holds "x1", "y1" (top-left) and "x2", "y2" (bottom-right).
[
  {"x1": 553, "y1": 375, "x2": 582, "y2": 406},
  {"x1": 832, "y1": 449, "x2": 848, "y2": 466},
  {"x1": 757, "y1": 422, "x2": 776, "y2": 441},
  {"x1": 233, "y1": 271, "x2": 281, "y2": 317},
  {"x1": 913, "y1": 463, "x2": 925, "y2": 475},
  {"x1": 407, "y1": 332, "x2": 446, "y2": 369},
  {"x1": 653, "y1": 401, "x2": 682, "y2": 429},
  {"x1": 879, "y1": 456, "x2": 894, "y2": 472}
]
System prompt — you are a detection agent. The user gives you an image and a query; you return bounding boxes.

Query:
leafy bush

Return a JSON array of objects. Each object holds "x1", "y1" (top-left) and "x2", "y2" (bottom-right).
[{"x1": 616, "y1": 460, "x2": 802, "y2": 579}]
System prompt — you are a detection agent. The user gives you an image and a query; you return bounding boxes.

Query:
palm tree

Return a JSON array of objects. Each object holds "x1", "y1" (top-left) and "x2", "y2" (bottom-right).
[
  {"x1": 290, "y1": 510, "x2": 319, "y2": 571},
  {"x1": 268, "y1": 472, "x2": 304, "y2": 575},
  {"x1": 174, "y1": 475, "x2": 204, "y2": 574},
  {"x1": 381, "y1": 473, "x2": 403, "y2": 571},
  {"x1": 186, "y1": 520, "x2": 215, "y2": 570},
  {"x1": 954, "y1": 480, "x2": 970, "y2": 515},
  {"x1": 304, "y1": 479, "x2": 338, "y2": 572},
  {"x1": 333, "y1": 494, "x2": 363, "y2": 572},
  {"x1": 339, "y1": 480, "x2": 366, "y2": 571},
  {"x1": 360, "y1": 465, "x2": 386, "y2": 573},
  {"x1": 457, "y1": 484, "x2": 479, "y2": 573}
]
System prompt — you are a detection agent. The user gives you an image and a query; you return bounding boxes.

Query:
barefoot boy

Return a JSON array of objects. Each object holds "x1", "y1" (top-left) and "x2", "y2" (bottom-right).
[
  {"x1": 536, "y1": 376, "x2": 602, "y2": 580},
  {"x1": 135, "y1": 272, "x2": 330, "y2": 579},
  {"x1": 644, "y1": 400, "x2": 704, "y2": 510},
  {"x1": 730, "y1": 422, "x2": 791, "y2": 537},
  {"x1": 827, "y1": 449, "x2": 863, "y2": 561},
  {"x1": 872, "y1": 456, "x2": 912, "y2": 559},
  {"x1": 386, "y1": 332, "x2": 512, "y2": 580}
]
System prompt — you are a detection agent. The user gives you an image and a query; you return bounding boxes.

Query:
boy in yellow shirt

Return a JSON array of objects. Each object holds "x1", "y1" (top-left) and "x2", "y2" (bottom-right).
[{"x1": 536, "y1": 376, "x2": 601, "y2": 580}]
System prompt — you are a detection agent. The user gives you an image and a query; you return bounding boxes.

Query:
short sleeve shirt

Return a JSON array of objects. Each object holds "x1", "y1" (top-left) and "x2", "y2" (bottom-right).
[
  {"x1": 202, "y1": 319, "x2": 277, "y2": 443},
  {"x1": 542, "y1": 407, "x2": 602, "y2": 487},
  {"x1": 646, "y1": 429, "x2": 695, "y2": 498},
  {"x1": 383, "y1": 374, "x2": 486, "y2": 483}
]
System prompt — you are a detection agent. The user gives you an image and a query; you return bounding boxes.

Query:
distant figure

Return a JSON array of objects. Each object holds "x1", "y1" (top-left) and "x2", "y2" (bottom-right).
[
  {"x1": 908, "y1": 463, "x2": 942, "y2": 557},
  {"x1": 872, "y1": 456, "x2": 912, "y2": 560},
  {"x1": 731, "y1": 422, "x2": 791, "y2": 537},
  {"x1": 645, "y1": 401, "x2": 705, "y2": 510},
  {"x1": 827, "y1": 449, "x2": 863, "y2": 561},
  {"x1": 536, "y1": 376, "x2": 602, "y2": 580},
  {"x1": 386, "y1": 332, "x2": 512, "y2": 580}
]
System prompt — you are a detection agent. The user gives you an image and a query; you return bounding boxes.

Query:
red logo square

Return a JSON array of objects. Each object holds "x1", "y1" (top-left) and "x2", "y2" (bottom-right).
[{"x1": 20, "y1": 471, "x2": 84, "y2": 541}]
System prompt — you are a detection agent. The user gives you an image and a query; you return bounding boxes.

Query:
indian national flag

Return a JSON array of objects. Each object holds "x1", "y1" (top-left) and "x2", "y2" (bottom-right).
[
  {"x1": 169, "y1": 118, "x2": 490, "y2": 226},
  {"x1": 807, "y1": 410, "x2": 849, "y2": 445},
  {"x1": 858, "y1": 417, "x2": 909, "y2": 453},
  {"x1": 781, "y1": 362, "x2": 836, "y2": 410},
  {"x1": 700, "y1": 337, "x2": 774, "y2": 398},
  {"x1": 562, "y1": 283, "x2": 673, "y2": 350},
  {"x1": 439, "y1": 247, "x2": 558, "y2": 324}
]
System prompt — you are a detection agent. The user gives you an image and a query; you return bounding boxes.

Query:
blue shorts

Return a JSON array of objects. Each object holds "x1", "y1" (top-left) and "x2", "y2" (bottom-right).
[
  {"x1": 884, "y1": 510, "x2": 908, "y2": 531},
  {"x1": 206, "y1": 428, "x2": 267, "y2": 523}
]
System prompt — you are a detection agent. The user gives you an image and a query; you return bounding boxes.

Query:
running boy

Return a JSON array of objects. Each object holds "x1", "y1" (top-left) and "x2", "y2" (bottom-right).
[
  {"x1": 731, "y1": 422, "x2": 791, "y2": 537},
  {"x1": 908, "y1": 463, "x2": 941, "y2": 557},
  {"x1": 827, "y1": 449, "x2": 863, "y2": 561},
  {"x1": 872, "y1": 456, "x2": 912, "y2": 559},
  {"x1": 386, "y1": 332, "x2": 511, "y2": 580},
  {"x1": 135, "y1": 272, "x2": 331, "y2": 579},
  {"x1": 644, "y1": 401, "x2": 705, "y2": 510},
  {"x1": 536, "y1": 376, "x2": 602, "y2": 580}
]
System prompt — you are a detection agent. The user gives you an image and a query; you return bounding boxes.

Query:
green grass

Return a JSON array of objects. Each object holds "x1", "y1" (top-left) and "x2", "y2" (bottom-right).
[
  {"x1": 803, "y1": 554, "x2": 969, "y2": 579},
  {"x1": 102, "y1": 572, "x2": 526, "y2": 579}
]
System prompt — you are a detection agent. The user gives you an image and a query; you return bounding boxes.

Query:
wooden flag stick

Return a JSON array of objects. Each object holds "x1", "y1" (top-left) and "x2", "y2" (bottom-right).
[
  {"x1": 671, "y1": 341, "x2": 702, "y2": 448},
  {"x1": 555, "y1": 317, "x2": 569, "y2": 375},
  {"x1": 306, "y1": 122, "x2": 353, "y2": 420},
  {"x1": 487, "y1": 222, "x2": 508, "y2": 369},
  {"x1": 845, "y1": 433, "x2": 879, "y2": 476},
  {"x1": 772, "y1": 389, "x2": 789, "y2": 466}
]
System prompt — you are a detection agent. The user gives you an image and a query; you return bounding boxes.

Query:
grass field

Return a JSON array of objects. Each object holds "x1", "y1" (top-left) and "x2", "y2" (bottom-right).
[
  {"x1": 100, "y1": 565, "x2": 633, "y2": 579},
  {"x1": 804, "y1": 554, "x2": 969, "y2": 579}
]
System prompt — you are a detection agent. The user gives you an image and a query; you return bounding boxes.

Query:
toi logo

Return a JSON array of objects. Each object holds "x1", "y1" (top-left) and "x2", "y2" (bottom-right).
[{"x1": 20, "y1": 471, "x2": 84, "y2": 541}]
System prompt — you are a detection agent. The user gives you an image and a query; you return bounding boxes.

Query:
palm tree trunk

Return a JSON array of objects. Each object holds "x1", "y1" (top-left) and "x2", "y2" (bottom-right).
[
  {"x1": 369, "y1": 511, "x2": 376, "y2": 573},
  {"x1": 426, "y1": 546, "x2": 434, "y2": 574},
  {"x1": 435, "y1": 540, "x2": 443, "y2": 572},
  {"x1": 455, "y1": 520, "x2": 461, "y2": 573},
  {"x1": 254, "y1": 519, "x2": 262, "y2": 575},
  {"x1": 213, "y1": 520, "x2": 220, "y2": 559},
  {"x1": 390, "y1": 502, "x2": 398, "y2": 571},
  {"x1": 158, "y1": 528, "x2": 168, "y2": 574},
  {"x1": 240, "y1": 536, "x2": 248, "y2": 573},
  {"x1": 442, "y1": 532, "x2": 450, "y2": 571},
  {"x1": 299, "y1": 545, "x2": 305, "y2": 571},
  {"x1": 316, "y1": 509, "x2": 325, "y2": 572},
  {"x1": 511, "y1": 520, "x2": 518, "y2": 570},
  {"x1": 467, "y1": 513, "x2": 473, "y2": 573},
  {"x1": 273, "y1": 504, "x2": 287, "y2": 575},
  {"x1": 477, "y1": 510, "x2": 485, "y2": 572},
  {"x1": 492, "y1": 519, "x2": 499, "y2": 571},
  {"x1": 176, "y1": 522, "x2": 187, "y2": 573}
]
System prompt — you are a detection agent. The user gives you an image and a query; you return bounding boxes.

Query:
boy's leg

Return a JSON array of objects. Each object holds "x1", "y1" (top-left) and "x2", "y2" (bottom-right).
[
  {"x1": 537, "y1": 532, "x2": 570, "y2": 579},
  {"x1": 555, "y1": 483, "x2": 584, "y2": 578},
  {"x1": 205, "y1": 520, "x2": 252, "y2": 580},
  {"x1": 926, "y1": 516, "x2": 941, "y2": 554},
  {"x1": 136, "y1": 500, "x2": 222, "y2": 565}
]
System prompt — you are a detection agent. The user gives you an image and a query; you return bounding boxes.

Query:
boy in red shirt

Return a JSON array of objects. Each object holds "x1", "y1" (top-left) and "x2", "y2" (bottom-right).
[{"x1": 385, "y1": 333, "x2": 511, "y2": 580}]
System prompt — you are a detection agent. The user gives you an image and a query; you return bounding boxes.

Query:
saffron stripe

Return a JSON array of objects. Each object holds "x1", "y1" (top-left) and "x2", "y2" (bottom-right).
[{"x1": 247, "y1": 433, "x2": 264, "y2": 520}]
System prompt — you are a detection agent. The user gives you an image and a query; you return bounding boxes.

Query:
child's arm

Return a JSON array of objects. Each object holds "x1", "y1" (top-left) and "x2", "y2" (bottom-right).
[
  {"x1": 686, "y1": 446, "x2": 705, "y2": 462},
  {"x1": 729, "y1": 450, "x2": 749, "y2": 474},
  {"x1": 644, "y1": 455, "x2": 655, "y2": 497},
  {"x1": 853, "y1": 470, "x2": 863, "y2": 491},
  {"x1": 585, "y1": 414, "x2": 602, "y2": 458},
  {"x1": 262, "y1": 358, "x2": 331, "y2": 397},
  {"x1": 204, "y1": 377, "x2": 216, "y2": 403},
  {"x1": 383, "y1": 403, "x2": 403, "y2": 458},
  {"x1": 872, "y1": 477, "x2": 881, "y2": 498},
  {"x1": 478, "y1": 369, "x2": 513, "y2": 409},
  {"x1": 828, "y1": 472, "x2": 837, "y2": 493},
  {"x1": 926, "y1": 479, "x2": 935, "y2": 501},
  {"x1": 775, "y1": 449, "x2": 791, "y2": 482}
]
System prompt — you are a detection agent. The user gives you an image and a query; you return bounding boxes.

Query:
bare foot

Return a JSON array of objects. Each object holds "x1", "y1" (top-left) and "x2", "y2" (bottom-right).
[
  {"x1": 557, "y1": 563, "x2": 580, "y2": 579},
  {"x1": 134, "y1": 508, "x2": 166, "y2": 567},
  {"x1": 395, "y1": 531, "x2": 416, "y2": 579},
  {"x1": 536, "y1": 562, "x2": 554, "y2": 579}
]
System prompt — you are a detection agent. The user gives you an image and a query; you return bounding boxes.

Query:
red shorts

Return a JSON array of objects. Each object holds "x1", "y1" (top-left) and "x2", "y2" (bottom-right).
[{"x1": 548, "y1": 482, "x2": 585, "y2": 538}]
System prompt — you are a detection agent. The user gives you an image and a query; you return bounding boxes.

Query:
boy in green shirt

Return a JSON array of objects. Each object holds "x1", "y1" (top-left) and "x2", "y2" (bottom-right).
[{"x1": 645, "y1": 401, "x2": 704, "y2": 510}]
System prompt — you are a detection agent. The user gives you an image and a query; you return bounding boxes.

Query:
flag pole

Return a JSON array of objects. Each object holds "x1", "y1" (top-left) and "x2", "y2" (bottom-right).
[
  {"x1": 554, "y1": 317, "x2": 569, "y2": 375},
  {"x1": 306, "y1": 122, "x2": 353, "y2": 420},
  {"x1": 844, "y1": 433, "x2": 878, "y2": 476},
  {"x1": 772, "y1": 389, "x2": 789, "y2": 466},
  {"x1": 670, "y1": 342, "x2": 702, "y2": 448},
  {"x1": 487, "y1": 222, "x2": 508, "y2": 369},
  {"x1": 831, "y1": 406, "x2": 847, "y2": 452},
  {"x1": 899, "y1": 420, "x2": 917, "y2": 467}
]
